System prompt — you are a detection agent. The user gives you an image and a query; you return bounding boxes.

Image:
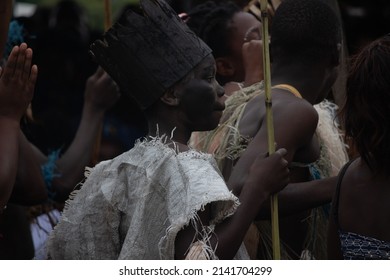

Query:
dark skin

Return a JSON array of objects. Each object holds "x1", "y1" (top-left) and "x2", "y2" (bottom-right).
[
  {"x1": 0, "y1": 47, "x2": 119, "y2": 260},
  {"x1": 192, "y1": 19, "x2": 339, "y2": 220},
  {"x1": 147, "y1": 54, "x2": 290, "y2": 259},
  {"x1": 45, "y1": 67, "x2": 120, "y2": 201},
  {"x1": 0, "y1": 0, "x2": 120, "y2": 207},
  {"x1": 190, "y1": 0, "x2": 342, "y2": 259},
  {"x1": 227, "y1": 53, "x2": 340, "y2": 257},
  {"x1": 0, "y1": 43, "x2": 39, "y2": 260},
  {"x1": 10, "y1": 66, "x2": 120, "y2": 204},
  {"x1": 327, "y1": 159, "x2": 390, "y2": 259},
  {"x1": 195, "y1": 0, "x2": 341, "y2": 217},
  {"x1": 215, "y1": 11, "x2": 264, "y2": 95},
  {"x1": 328, "y1": 35, "x2": 390, "y2": 259},
  {"x1": 0, "y1": 5, "x2": 119, "y2": 258},
  {"x1": 0, "y1": 44, "x2": 38, "y2": 210}
]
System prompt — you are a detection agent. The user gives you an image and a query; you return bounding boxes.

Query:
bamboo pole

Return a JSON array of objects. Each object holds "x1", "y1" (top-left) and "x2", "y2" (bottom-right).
[
  {"x1": 259, "y1": 0, "x2": 280, "y2": 260},
  {"x1": 104, "y1": 0, "x2": 112, "y2": 31}
]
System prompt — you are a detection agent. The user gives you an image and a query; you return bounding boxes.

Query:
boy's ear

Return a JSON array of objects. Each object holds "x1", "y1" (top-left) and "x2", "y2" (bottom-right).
[
  {"x1": 215, "y1": 57, "x2": 235, "y2": 77},
  {"x1": 160, "y1": 88, "x2": 179, "y2": 106}
]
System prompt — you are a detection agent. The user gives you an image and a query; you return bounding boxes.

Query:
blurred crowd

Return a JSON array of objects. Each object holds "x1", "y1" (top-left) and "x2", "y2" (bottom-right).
[{"x1": 1, "y1": 0, "x2": 389, "y2": 260}]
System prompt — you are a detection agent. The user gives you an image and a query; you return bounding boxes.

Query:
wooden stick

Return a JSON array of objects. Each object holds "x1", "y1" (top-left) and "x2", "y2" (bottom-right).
[
  {"x1": 104, "y1": 0, "x2": 112, "y2": 31},
  {"x1": 259, "y1": 0, "x2": 280, "y2": 260}
]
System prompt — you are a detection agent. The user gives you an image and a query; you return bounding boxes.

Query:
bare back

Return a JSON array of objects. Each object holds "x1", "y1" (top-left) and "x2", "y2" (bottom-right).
[{"x1": 337, "y1": 159, "x2": 390, "y2": 242}]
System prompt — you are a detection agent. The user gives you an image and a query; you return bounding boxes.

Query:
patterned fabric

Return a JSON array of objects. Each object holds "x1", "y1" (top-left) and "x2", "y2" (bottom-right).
[
  {"x1": 334, "y1": 160, "x2": 390, "y2": 260},
  {"x1": 47, "y1": 135, "x2": 245, "y2": 260},
  {"x1": 339, "y1": 231, "x2": 390, "y2": 260}
]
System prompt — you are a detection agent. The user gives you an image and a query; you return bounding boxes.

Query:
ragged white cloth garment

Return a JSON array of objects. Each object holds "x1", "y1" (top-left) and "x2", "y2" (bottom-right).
[{"x1": 47, "y1": 136, "x2": 246, "y2": 260}]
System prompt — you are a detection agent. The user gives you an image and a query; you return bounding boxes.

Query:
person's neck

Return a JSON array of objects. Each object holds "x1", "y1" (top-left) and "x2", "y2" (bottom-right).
[{"x1": 271, "y1": 64, "x2": 320, "y2": 104}]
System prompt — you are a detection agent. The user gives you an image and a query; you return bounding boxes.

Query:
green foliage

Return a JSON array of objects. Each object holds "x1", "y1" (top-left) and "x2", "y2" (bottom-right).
[{"x1": 19, "y1": 0, "x2": 139, "y2": 31}]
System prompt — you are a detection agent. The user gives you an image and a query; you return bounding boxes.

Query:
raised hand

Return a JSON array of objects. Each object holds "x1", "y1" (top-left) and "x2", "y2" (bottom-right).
[
  {"x1": 0, "y1": 43, "x2": 38, "y2": 122},
  {"x1": 242, "y1": 39, "x2": 263, "y2": 87},
  {"x1": 83, "y1": 66, "x2": 120, "y2": 113}
]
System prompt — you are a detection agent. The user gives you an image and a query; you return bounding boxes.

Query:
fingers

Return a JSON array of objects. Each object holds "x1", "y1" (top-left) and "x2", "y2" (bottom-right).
[
  {"x1": 24, "y1": 64, "x2": 38, "y2": 103},
  {"x1": 22, "y1": 47, "x2": 33, "y2": 80},
  {"x1": 94, "y1": 66, "x2": 105, "y2": 78},
  {"x1": 1, "y1": 45, "x2": 19, "y2": 82},
  {"x1": 248, "y1": 148, "x2": 290, "y2": 196},
  {"x1": 274, "y1": 148, "x2": 287, "y2": 157},
  {"x1": 1, "y1": 43, "x2": 35, "y2": 84},
  {"x1": 14, "y1": 43, "x2": 28, "y2": 78},
  {"x1": 84, "y1": 68, "x2": 120, "y2": 110},
  {"x1": 273, "y1": 148, "x2": 289, "y2": 170},
  {"x1": 99, "y1": 71, "x2": 118, "y2": 92},
  {"x1": 27, "y1": 64, "x2": 38, "y2": 95}
]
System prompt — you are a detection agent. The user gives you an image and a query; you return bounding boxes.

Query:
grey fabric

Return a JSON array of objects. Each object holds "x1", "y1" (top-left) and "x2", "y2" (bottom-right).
[{"x1": 47, "y1": 136, "x2": 242, "y2": 260}]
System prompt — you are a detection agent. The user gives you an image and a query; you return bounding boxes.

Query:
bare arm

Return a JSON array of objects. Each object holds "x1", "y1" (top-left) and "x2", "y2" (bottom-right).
[
  {"x1": 51, "y1": 67, "x2": 120, "y2": 201},
  {"x1": 10, "y1": 67, "x2": 119, "y2": 203},
  {"x1": 327, "y1": 176, "x2": 343, "y2": 259},
  {"x1": 0, "y1": 43, "x2": 38, "y2": 209},
  {"x1": 226, "y1": 96, "x2": 322, "y2": 220},
  {"x1": 175, "y1": 149, "x2": 290, "y2": 259},
  {"x1": 229, "y1": 96, "x2": 319, "y2": 195},
  {"x1": 0, "y1": 119, "x2": 19, "y2": 210},
  {"x1": 256, "y1": 176, "x2": 337, "y2": 219},
  {"x1": 11, "y1": 131, "x2": 47, "y2": 205}
]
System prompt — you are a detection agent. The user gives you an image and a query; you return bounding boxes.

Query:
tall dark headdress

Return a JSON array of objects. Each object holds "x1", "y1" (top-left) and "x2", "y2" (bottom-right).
[{"x1": 90, "y1": 0, "x2": 212, "y2": 110}]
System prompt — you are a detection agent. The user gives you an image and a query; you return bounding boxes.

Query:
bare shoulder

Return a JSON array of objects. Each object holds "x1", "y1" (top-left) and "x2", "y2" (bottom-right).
[
  {"x1": 276, "y1": 93, "x2": 318, "y2": 130},
  {"x1": 238, "y1": 94, "x2": 265, "y2": 137},
  {"x1": 239, "y1": 91, "x2": 319, "y2": 143},
  {"x1": 338, "y1": 159, "x2": 390, "y2": 239}
]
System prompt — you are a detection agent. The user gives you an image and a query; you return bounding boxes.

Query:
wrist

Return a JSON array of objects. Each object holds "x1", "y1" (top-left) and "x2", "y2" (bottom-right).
[
  {"x1": 239, "y1": 181, "x2": 270, "y2": 210},
  {"x1": 83, "y1": 103, "x2": 105, "y2": 119}
]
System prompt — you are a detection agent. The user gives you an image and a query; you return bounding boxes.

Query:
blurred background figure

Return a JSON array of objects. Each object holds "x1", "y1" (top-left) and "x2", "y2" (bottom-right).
[{"x1": 328, "y1": 34, "x2": 390, "y2": 260}]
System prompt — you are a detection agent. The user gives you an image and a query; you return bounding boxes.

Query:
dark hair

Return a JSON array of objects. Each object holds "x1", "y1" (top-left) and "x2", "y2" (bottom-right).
[
  {"x1": 271, "y1": 0, "x2": 341, "y2": 64},
  {"x1": 341, "y1": 35, "x2": 390, "y2": 174},
  {"x1": 186, "y1": 1, "x2": 241, "y2": 58}
]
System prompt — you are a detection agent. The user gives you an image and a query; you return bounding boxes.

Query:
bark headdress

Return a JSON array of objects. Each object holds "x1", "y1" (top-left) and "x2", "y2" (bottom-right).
[{"x1": 90, "y1": 0, "x2": 212, "y2": 109}]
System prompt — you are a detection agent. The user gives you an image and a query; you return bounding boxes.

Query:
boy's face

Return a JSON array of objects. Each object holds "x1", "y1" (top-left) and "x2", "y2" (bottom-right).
[{"x1": 177, "y1": 54, "x2": 225, "y2": 132}]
